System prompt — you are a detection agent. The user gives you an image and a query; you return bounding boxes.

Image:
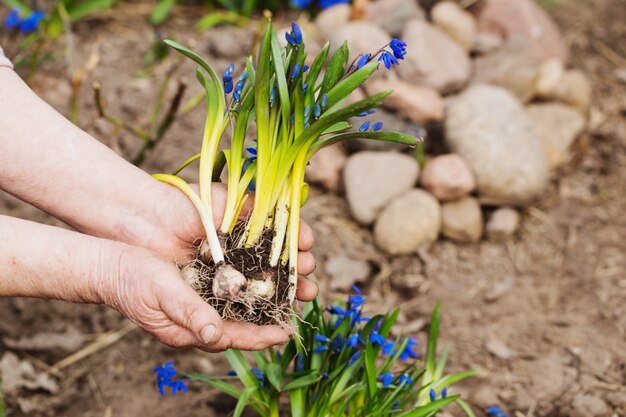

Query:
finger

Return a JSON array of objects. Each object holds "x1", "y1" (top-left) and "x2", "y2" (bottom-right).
[
  {"x1": 206, "y1": 321, "x2": 290, "y2": 351},
  {"x1": 296, "y1": 277, "x2": 318, "y2": 302},
  {"x1": 298, "y1": 221, "x2": 315, "y2": 251},
  {"x1": 157, "y1": 277, "x2": 224, "y2": 345},
  {"x1": 297, "y1": 251, "x2": 316, "y2": 275}
]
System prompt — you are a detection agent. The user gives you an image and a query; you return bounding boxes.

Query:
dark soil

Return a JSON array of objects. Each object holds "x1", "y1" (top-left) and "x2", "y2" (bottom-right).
[{"x1": 1, "y1": 1, "x2": 625, "y2": 416}]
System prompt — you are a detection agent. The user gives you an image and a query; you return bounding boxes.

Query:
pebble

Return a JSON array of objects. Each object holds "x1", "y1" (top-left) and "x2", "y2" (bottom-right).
[
  {"x1": 363, "y1": 0, "x2": 425, "y2": 36},
  {"x1": 486, "y1": 207, "x2": 520, "y2": 241},
  {"x1": 374, "y1": 189, "x2": 441, "y2": 255},
  {"x1": 534, "y1": 58, "x2": 565, "y2": 98},
  {"x1": 527, "y1": 103, "x2": 586, "y2": 169},
  {"x1": 472, "y1": 32, "x2": 503, "y2": 54},
  {"x1": 398, "y1": 19, "x2": 471, "y2": 94},
  {"x1": 486, "y1": 337, "x2": 518, "y2": 359},
  {"x1": 344, "y1": 151, "x2": 419, "y2": 225},
  {"x1": 473, "y1": 0, "x2": 569, "y2": 63},
  {"x1": 328, "y1": 21, "x2": 392, "y2": 63},
  {"x1": 553, "y1": 69, "x2": 592, "y2": 112},
  {"x1": 472, "y1": 37, "x2": 541, "y2": 103},
  {"x1": 431, "y1": 1, "x2": 477, "y2": 52},
  {"x1": 306, "y1": 144, "x2": 348, "y2": 192},
  {"x1": 365, "y1": 79, "x2": 445, "y2": 125},
  {"x1": 445, "y1": 84, "x2": 549, "y2": 203},
  {"x1": 325, "y1": 254, "x2": 372, "y2": 290},
  {"x1": 315, "y1": 4, "x2": 351, "y2": 41},
  {"x1": 569, "y1": 394, "x2": 610, "y2": 417},
  {"x1": 420, "y1": 154, "x2": 476, "y2": 201},
  {"x1": 441, "y1": 197, "x2": 483, "y2": 243},
  {"x1": 208, "y1": 26, "x2": 251, "y2": 59}
]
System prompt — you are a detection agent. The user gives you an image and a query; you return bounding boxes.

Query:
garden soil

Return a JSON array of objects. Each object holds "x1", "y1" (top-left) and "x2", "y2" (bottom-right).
[{"x1": 1, "y1": 0, "x2": 625, "y2": 416}]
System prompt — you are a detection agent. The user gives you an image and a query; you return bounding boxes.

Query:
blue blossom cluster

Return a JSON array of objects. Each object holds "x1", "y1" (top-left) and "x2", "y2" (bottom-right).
[
  {"x1": 486, "y1": 406, "x2": 509, "y2": 417},
  {"x1": 355, "y1": 38, "x2": 407, "y2": 71},
  {"x1": 153, "y1": 362, "x2": 189, "y2": 396},
  {"x1": 3, "y1": 8, "x2": 45, "y2": 33},
  {"x1": 289, "y1": 0, "x2": 349, "y2": 10}
]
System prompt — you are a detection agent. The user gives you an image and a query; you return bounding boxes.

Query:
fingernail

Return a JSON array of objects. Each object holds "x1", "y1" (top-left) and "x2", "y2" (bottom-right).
[{"x1": 200, "y1": 324, "x2": 217, "y2": 344}]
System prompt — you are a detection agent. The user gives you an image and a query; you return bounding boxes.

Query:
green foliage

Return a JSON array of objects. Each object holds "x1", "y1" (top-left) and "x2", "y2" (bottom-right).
[{"x1": 187, "y1": 294, "x2": 478, "y2": 416}]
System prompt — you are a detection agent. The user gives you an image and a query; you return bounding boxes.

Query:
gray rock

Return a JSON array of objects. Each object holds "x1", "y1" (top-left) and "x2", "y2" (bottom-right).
[
  {"x1": 527, "y1": 103, "x2": 586, "y2": 169},
  {"x1": 325, "y1": 254, "x2": 372, "y2": 290},
  {"x1": 315, "y1": 4, "x2": 351, "y2": 41},
  {"x1": 473, "y1": 37, "x2": 541, "y2": 103},
  {"x1": 363, "y1": 0, "x2": 425, "y2": 36},
  {"x1": 398, "y1": 19, "x2": 471, "y2": 94},
  {"x1": 420, "y1": 154, "x2": 476, "y2": 201},
  {"x1": 568, "y1": 394, "x2": 610, "y2": 417},
  {"x1": 208, "y1": 26, "x2": 252, "y2": 59},
  {"x1": 328, "y1": 21, "x2": 392, "y2": 63},
  {"x1": 445, "y1": 84, "x2": 549, "y2": 203},
  {"x1": 441, "y1": 197, "x2": 483, "y2": 243},
  {"x1": 374, "y1": 189, "x2": 441, "y2": 255},
  {"x1": 344, "y1": 152, "x2": 419, "y2": 225},
  {"x1": 486, "y1": 207, "x2": 520, "y2": 241},
  {"x1": 472, "y1": 32, "x2": 503, "y2": 54},
  {"x1": 431, "y1": 1, "x2": 477, "y2": 52},
  {"x1": 306, "y1": 144, "x2": 348, "y2": 192}
]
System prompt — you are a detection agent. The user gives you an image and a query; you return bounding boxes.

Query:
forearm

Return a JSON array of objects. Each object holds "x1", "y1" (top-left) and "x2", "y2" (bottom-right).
[{"x1": 0, "y1": 68, "x2": 194, "y2": 258}]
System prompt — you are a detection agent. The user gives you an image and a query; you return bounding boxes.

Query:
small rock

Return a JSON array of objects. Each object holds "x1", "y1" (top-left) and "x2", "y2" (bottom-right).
[
  {"x1": 328, "y1": 21, "x2": 392, "y2": 63},
  {"x1": 606, "y1": 392, "x2": 626, "y2": 408},
  {"x1": 398, "y1": 19, "x2": 471, "y2": 94},
  {"x1": 420, "y1": 154, "x2": 476, "y2": 201},
  {"x1": 344, "y1": 152, "x2": 419, "y2": 225},
  {"x1": 0, "y1": 352, "x2": 58, "y2": 394},
  {"x1": 484, "y1": 275, "x2": 515, "y2": 301},
  {"x1": 208, "y1": 26, "x2": 251, "y2": 59},
  {"x1": 445, "y1": 84, "x2": 549, "y2": 203},
  {"x1": 374, "y1": 189, "x2": 441, "y2": 255},
  {"x1": 431, "y1": 1, "x2": 477, "y2": 52},
  {"x1": 441, "y1": 197, "x2": 483, "y2": 243},
  {"x1": 472, "y1": 32, "x2": 503, "y2": 54},
  {"x1": 4, "y1": 330, "x2": 84, "y2": 353},
  {"x1": 365, "y1": 79, "x2": 445, "y2": 124},
  {"x1": 553, "y1": 69, "x2": 592, "y2": 112},
  {"x1": 472, "y1": 37, "x2": 541, "y2": 103},
  {"x1": 486, "y1": 337, "x2": 518, "y2": 359},
  {"x1": 315, "y1": 4, "x2": 351, "y2": 40},
  {"x1": 534, "y1": 58, "x2": 565, "y2": 98},
  {"x1": 472, "y1": 0, "x2": 569, "y2": 63},
  {"x1": 569, "y1": 394, "x2": 610, "y2": 417},
  {"x1": 527, "y1": 103, "x2": 586, "y2": 169},
  {"x1": 486, "y1": 207, "x2": 520, "y2": 241},
  {"x1": 363, "y1": 0, "x2": 425, "y2": 36},
  {"x1": 326, "y1": 254, "x2": 372, "y2": 290},
  {"x1": 306, "y1": 144, "x2": 348, "y2": 192}
]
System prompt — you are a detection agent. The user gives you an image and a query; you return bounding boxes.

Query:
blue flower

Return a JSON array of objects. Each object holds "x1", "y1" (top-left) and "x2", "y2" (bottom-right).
[
  {"x1": 378, "y1": 372, "x2": 394, "y2": 387},
  {"x1": 222, "y1": 63, "x2": 234, "y2": 89},
  {"x1": 321, "y1": 373, "x2": 329, "y2": 380},
  {"x1": 357, "y1": 109, "x2": 376, "y2": 117},
  {"x1": 369, "y1": 332, "x2": 386, "y2": 346},
  {"x1": 382, "y1": 341, "x2": 395, "y2": 356},
  {"x1": 327, "y1": 306, "x2": 346, "y2": 316},
  {"x1": 389, "y1": 38, "x2": 407, "y2": 60},
  {"x1": 289, "y1": 0, "x2": 312, "y2": 8},
  {"x1": 359, "y1": 121, "x2": 371, "y2": 132},
  {"x1": 348, "y1": 285, "x2": 364, "y2": 308},
  {"x1": 355, "y1": 53, "x2": 371, "y2": 70},
  {"x1": 233, "y1": 76, "x2": 246, "y2": 102},
  {"x1": 295, "y1": 353, "x2": 304, "y2": 372},
  {"x1": 330, "y1": 334, "x2": 344, "y2": 351},
  {"x1": 269, "y1": 86, "x2": 277, "y2": 106},
  {"x1": 227, "y1": 370, "x2": 237, "y2": 376},
  {"x1": 246, "y1": 146, "x2": 257, "y2": 162},
  {"x1": 314, "y1": 334, "x2": 330, "y2": 343},
  {"x1": 292, "y1": 22, "x2": 303, "y2": 44},
  {"x1": 4, "y1": 9, "x2": 45, "y2": 33},
  {"x1": 372, "y1": 122, "x2": 383, "y2": 131},
  {"x1": 429, "y1": 388, "x2": 437, "y2": 402},
  {"x1": 319, "y1": 0, "x2": 350, "y2": 10},
  {"x1": 485, "y1": 406, "x2": 509, "y2": 417},
  {"x1": 320, "y1": 94, "x2": 329, "y2": 108},
  {"x1": 4, "y1": 9, "x2": 21, "y2": 29},
  {"x1": 397, "y1": 373, "x2": 413, "y2": 388},
  {"x1": 153, "y1": 362, "x2": 189, "y2": 396},
  {"x1": 442, "y1": 387, "x2": 448, "y2": 398},
  {"x1": 399, "y1": 337, "x2": 419, "y2": 362},
  {"x1": 392, "y1": 400, "x2": 401, "y2": 410},
  {"x1": 314, "y1": 104, "x2": 321, "y2": 118},
  {"x1": 302, "y1": 82, "x2": 309, "y2": 92},
  {"x1": 314, "y1": 345, "x2": 328, "y2": 353},
  {"x1": 379, "y1": 51, "x2": 399, "y2": 70},
  {"x1": 251, "y1": 368, "x2": 265, "y2": 387},
  {"x1": 291, "y1": 63, "x2": 301, "y2": 79},
  {"x1": 347, "y1": 351, "x2": 360, "y2": 366},
  {"x1": 346, "y1": 334, "x2": 364, "y2": 348}
]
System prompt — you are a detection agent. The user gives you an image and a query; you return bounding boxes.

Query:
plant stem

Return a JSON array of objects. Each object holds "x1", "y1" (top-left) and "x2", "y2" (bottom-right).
[
  {"x1": 286, "y1": 151, "x2": 307, "y2": 302},
  {"x1": 269, "y1": 184, "x2": 289, "y2": 267}
]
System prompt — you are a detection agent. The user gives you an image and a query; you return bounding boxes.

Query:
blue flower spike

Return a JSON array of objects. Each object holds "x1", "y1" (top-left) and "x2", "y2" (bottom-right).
[
  {"x1": 355, "y1": 53, "x2": 371, "y2": 70},
  {"x1": 378, "y1": 373, "x2": 394, "y2": 387},
  {"x1": 223, "y1": 64, "x2": 234, "y2": 94},
  {"x1": 4, "y1": 9, "x2": 46, "y2": 33},
  {"x1": 429, "y1": 388, "x2": 437, "y2": 402},
  {"x1": 292, "y1": 63, "x2": 301, "y2": 79},
  {"x1": 314, "y1": 334, "x2": 330, "y2": 343},
  {"x1": 389, "y1": 38, "x2": 408, "y2": 60},
  {"x1": 379, "y1": 50, "x2": 399, "y2": 70},
  {"x1": 292, "y1": 22, "x2": 303, "y2": 44},
  {"x1": 347, "y1": 351, "x2": 360, "y2": 366},
  {"x1": 486, "y1": 406, "x2": 509, "y2": 417},
  {"x1": 4, "y1": 9, "x2": 21, "y2": 29},
  {"x1": 154, "y1": 362, "x2": 189, "y2": 396},
  {"x1": 369, "y1": 331, "x2": 386, "y2": 346},
  {"x1": 442, "y1": 387, "x2": 448, "y2": 398}
]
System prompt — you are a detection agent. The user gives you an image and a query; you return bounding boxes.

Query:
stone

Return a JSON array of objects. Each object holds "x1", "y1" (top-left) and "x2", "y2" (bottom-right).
[
  {"x1": 363, "y1": 0, "x2": 425, "y2": 36},
  {"x1": 325, "y1": 254, "x2": 372, "y2": 290},
  {"x1": 374, "y1": 189, "x2": 441, "y2": 255},
  {"x1": 420, "y1": 154, "x2": 476, "y2": 201},
  {"x1": 527, "y1": 103, "x2": 586, "y2": 169},
  {"x1": 328, "y1": 21, "x2": 392, "y2": 63},
  {"x1": 568, "y1": 394, "x2": 610, "y2": 417},
  {"x1": 472, "y1": 0, "x2": 569, "y2": 63},
  {"x1": 486, "y1": 207, "x2": 520, "y2": 241},
  {"x1": 315, "y1": 4, "x2": 351, "y2": 40},
  {"x1": 208, "y1": 26, "x2": 252, "y2": 59},
  {"x1": 365, "y1": 79, "x2": 445, "y2": 124},
  {"x1": 472, "y1": 37, "x2": 541, "y2": 103},
  {"x1": 398, "y1": 19, "x2": 471, "y2": 94},
  {"x1": 344, "y1": 152, "x2": 419, "y2": 225},
  {"x1": 534, "y1": 58, "x2": 565, "y2": 98},
  {"x1": 305, "y1": 144, "x2": 348, "y2": 192},
  {"x1": 441, "y1": 197, "x2": 483, "y2": 243},
  {"x1": 553, "y1": 70, "x2": 592, "y2": 112},
  {"x1": 472, "y1": 32, "x2": 503, "y2": 54},
  {"x1": 606, "y1": 392, "x2": 626, "y2": 408},
  {"x1": 431, "y1": 1, "x2": 477, "y2": 52},
  {"x1": 445, "y1": 84, "x2": 549, "y2": 203}
]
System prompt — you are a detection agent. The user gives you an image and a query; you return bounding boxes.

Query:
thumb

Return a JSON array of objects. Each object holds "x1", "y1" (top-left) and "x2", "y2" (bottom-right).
[{"x1": 157, "y1": 274, "x2": 225, "y2": 345}]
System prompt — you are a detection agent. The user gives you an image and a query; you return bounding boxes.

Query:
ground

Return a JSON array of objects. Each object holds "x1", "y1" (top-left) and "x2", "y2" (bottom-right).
[{"x1": 1, "y1": 0, "x2": 625, "y2": 416}]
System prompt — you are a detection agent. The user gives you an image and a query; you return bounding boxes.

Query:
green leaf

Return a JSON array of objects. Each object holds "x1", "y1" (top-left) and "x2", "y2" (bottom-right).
[
  {"x1": 1, "y1": 0, "x2": 30, "y2": 13},
  {"x1": 187, "y1": 373, "x2": 243, "y2": 399},
  {"x1": 397, "y1": 396, "x2": 459, "y2": 417},
  {"x1": 436, "y1": 370, "x2": 479, "y2": 388},
  {"x1": 325, "y1": 60, "x2": 378, "y2": 110},
  {"x1": 225, "y1": 350, "x2": 257, "y2": 389},
  {"x1": 265, "y1": 363, "x2": 283, "y2": 392},
  {"x1": 379, "y1": 309, "x2": 400, "y2": 338},
  {"x1": 434, "y1": 343, "x2": 451, "y2": 381},
  {"x1": 363, "y1": 343, "x2": 378, "y2": 400},
  {"x1": 426, "y1": 302, "x2": 441, "y2": 376},
  {"x1": 196, "y1": 10, "x2": 249, "y2": 30},
  {"x1": 234, "y1": 386, "x2": 257, "y2": 417},
  {"x1": 308, "y1": 131, "x2": 417, "y2": 159},
  {"x1": 270, "y1": 29, "x2": 291, "y2": 132},
  {"x1": 320, "y1": 42, "x2": 348, "y2": 97},
  {"x1": 456, "y1": 398, "x2": 478, "y2": 417},
  {"x1": 282, "y1": 373, "x2": 321, "y2": 391},
  {"x1": 68, "y1": 0, "x2": 116, "y2": 22},
  {"x1": 150, "y1": 0, "x2": 176, "y2": 25},
  {"x1": 321, "y1": 121, "x2": 350, "y2": 135},
  {"x1": 289, "y1": 388, "x2": 305, "y2": 417},
  {"x1": 305, "y1": 42, "x2": 330, "y2": 87}
]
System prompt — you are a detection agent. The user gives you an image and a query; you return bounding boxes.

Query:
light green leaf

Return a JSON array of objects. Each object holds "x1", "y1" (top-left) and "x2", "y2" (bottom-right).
[
  {"x1": 234, "y1": 386, "x2": 257, "y2": 417},
  {"x1": 265, "y1": 363, "x2": 283, "y2": 392},
  {"x1": 150, "y1": 0, "x2": 176, "y2": 25},
  {"x1": 282, "y1": 373, "x2": 321, "y2": 391},
  {"x1": 397, "y1": 396, "x2": 459, "y2": 417},
  {"x1": 320, "y1": 42, "x2": 348, "y2": 97},
  {"x1": 456, "y1": 398, "x2": 478, "y2": 417}
]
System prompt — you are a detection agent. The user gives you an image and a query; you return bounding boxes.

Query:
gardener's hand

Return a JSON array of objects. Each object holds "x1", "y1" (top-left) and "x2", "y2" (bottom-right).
[{"x1": 0, "y1": 216, "x2": 300, "y2": 351}]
